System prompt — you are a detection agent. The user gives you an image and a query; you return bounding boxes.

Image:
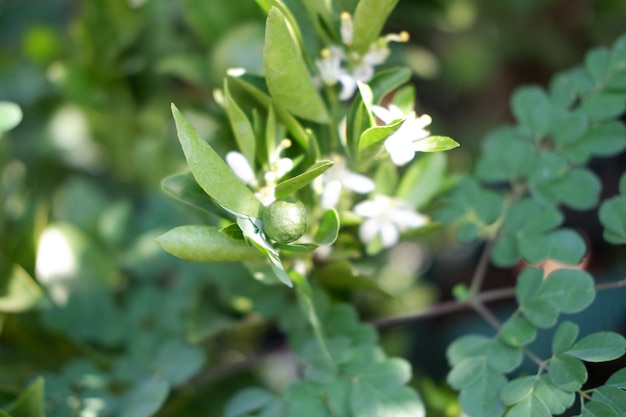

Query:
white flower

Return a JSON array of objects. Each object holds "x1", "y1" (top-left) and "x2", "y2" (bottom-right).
[
  {"x1": 354, "y1": 195, "x2": 428, "y2": 248},
  {"x1": 372, "y1": 104, "x2": 433, "y2": 166},
  {"x1": 226, "y1": 151, "x2": 257, "y2": 185},
  {"x1": 319, "y1": 154, "x2": 375, "y2": 209}
]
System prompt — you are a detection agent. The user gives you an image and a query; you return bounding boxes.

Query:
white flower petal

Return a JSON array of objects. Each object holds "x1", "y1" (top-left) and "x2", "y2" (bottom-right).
[
  {"x1": 338, "y1": 73, "x2": 358, "y2": 101},
  {"x1": 354, "y1": 198, "x2": 384, "y2": 217},
  {"x1": 393, "y1": 209, "x2": 428, "y2": 230},
  {"x1": 352, "y1": 63, "x2": 374, "y2": 83},
  {"x1": 321, "y1": 180, "x2": 343, "y2": 209},
  {"x1": 359, "y1": 218, "x2": 381, "y2": 243},
  {"x1": 226, "y1": 151, "x2": 256, "y2": 184},
  {"x1": 342, "y1": 172, "x2": 375, "y2": 194},
  {"x1": 379, "y1": 221, "x2": 399, "y2": 248}
]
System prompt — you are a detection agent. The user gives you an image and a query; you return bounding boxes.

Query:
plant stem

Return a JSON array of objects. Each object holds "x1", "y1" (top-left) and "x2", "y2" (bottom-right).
[{"x1": 468, "y1": 238, "x2": 496, "y2": 299}]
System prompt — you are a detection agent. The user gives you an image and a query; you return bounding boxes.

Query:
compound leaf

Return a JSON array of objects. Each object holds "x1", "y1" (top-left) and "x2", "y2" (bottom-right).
[
  {"x1": 537, "y1": 269, "x2": 595, "y2": 314},
  {"x1": 552, "y1": 321, "x2": 580, "y2": 355},
  {"x1": 548, "y1": 354, "x2": 587, "y2": 392}
]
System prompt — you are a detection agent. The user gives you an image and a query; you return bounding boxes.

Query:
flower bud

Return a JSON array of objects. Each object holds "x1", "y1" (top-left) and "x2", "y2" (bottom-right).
[{"x1": 262, "y1": 197, "x2": 306, "y2": 244}]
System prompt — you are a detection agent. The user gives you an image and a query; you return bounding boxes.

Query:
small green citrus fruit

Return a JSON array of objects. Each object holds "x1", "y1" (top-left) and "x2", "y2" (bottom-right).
[{"x1": 262, "y1": 197, "x2": 306, "y2": 244}]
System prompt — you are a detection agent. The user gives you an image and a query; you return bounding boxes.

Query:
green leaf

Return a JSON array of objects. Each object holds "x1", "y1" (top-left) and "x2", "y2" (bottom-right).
[
  {"x1": 157, "y1": 225, "x2": 263, "y2": 262},
  {"x1": 350, "y1": 384, "x2": 425, "y2": 417},
  {"x1": 4, "y1": 378, "x2": 45, "y2": 417},
  {"x1": 264, "y1": 8, "x2": 328, "y2": 123},
  {"x1": 358, "y1": 119, "x2": 403, "y2": 152},
  {"x1": 501, "y1": 376, "x2": 535, "y2": 405},
  {"x1": 350, "y1": 0, "x2": 399, "y2": 55},
  {"x1": 580, "y1": 401, "x2": 620, "y2": 417},
  {"x1": 447, "y1": 357, "x2": 485, "y2": 390},
  {"x1": 592, "y1": 386, "x2": 626, "y2": 416},
  {"x1": 518, "y1": 228, "x2": 587, "y2": 265},
  {"x1": 486, "y1": 339, "x2": 524, "y2": 373},
  {"x1": 500, "y1": 315, "x2": 537, "y2": 347},
  {"x1": 538, "y1": 268, "x2": 595, "y2": 313},
  {"x1": 534, "y1": 376, "x2": 575, "y2": 414},
  {"x1": 511, "y1": 86, "x2": 553, "y2": 137},
  {"x1": 314, "y1": 209, "x2": 340, "y2": 246},
  {"x1": 578, "y1": 92, "x2": 626, "y2": 120},
  {"x1": 585, "y1": 47, "x2": 611, "y2": 84},
  {"x1": 516, "y1": 267, "x2": 544, "y2": 305},
  {"x1": 327, "y1": 378, "x2": 351, "y2": 417},
  {"x1": 620, "y1": 172, "x2": 626, "y2": 196},
  {"x1": 599, "y1": 196, "x2": 626, "y2": 244},
  {"x1": 548, "y1": 354, "x2": 587, "y2": 392},
  {"x1": 551, "y1": 110, "x2": 589, "y2": 146},
  {"x1": 606, "y1": 368, "x2": 626, "y2": 389},
  {"x1": 446, "y1": 335, "x2": 490, "y2": 366},
  {"x1": 0, "y1": 264, "x2": 43, "y2": 313},
  {"x1": 356, "y1": 358, "x2": 412, "y2": 390},
  {"x1": 154, "y1": 341, "x2": 205, "y2": 386},
  {"x1": 0, "y1": 101, "x2": 22, "y2": 134},
  {"x1": 566, "y1": 332, "x2": 626, "y2": 362},
  {"x1": 458, "y1": 365, "x2": 507, "y2": 417},
  {"x1": 546, "y1": 168, "x2": 602, "y2": 210},
  {"x1": 171, "y1": 104, "x2": 262, "y2": 217},
  {"x1": 120, "y1": 376, "x2": 170, "y2": 417},
  {"x1": 523, "y1": 298, "x2": 560, "y2": 328},
  {"x1": 505, "y1": 393, "x2": 552, "y2": 417},
  {"x1": 564, "y1": 121, "x2": 626, "y2": 164},
  {"x1": 476, "y1": 128, "x2": 536, "y2": 182},
  {"x1": 552, "y1": 321, "x2": 579, "y2": 355},
  {"x1": 224, "y1": 80, "x2": 256, "y2": 165},
  {"x1": 284, "y1": 381, "x2": 330, "y2": 417},
  {"x1": 415, "y1": 136, "x2": 460, "y2": 153},
  {"x1": 396, "y1": 152, "x2": 446, "y2": 209},
  {"x1": 224, "y1": 388, "x2": 273, "y2": 417},
  {"x1": 369, "y1": 67, "x2": 413, "y2": 103},
  {"x1": 161, "y1": 172, "x2": 235, "y2": 219},
  {"x1": 275, "y1": 160, "x2": 333, "y2": 198}
]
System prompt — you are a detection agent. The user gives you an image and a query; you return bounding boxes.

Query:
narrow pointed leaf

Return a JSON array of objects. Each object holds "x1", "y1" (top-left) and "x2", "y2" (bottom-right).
[
  {"x1": 171, "y1": 104, "x2": 262, "y2": 217},
  {"x1": 264, "y1": 7, "x2": 328, "y2": 123},
  {"x1": 161, "y1": 172, "x2": 235, "y2": 219},
  {"x1": 414, "y1": 136, "x2": 460, "y2": 152},
  {"x1": 351, "y1": 0, "x2": 399, "y2": 55},
  {"x1": 275, "y1": 160, "x2": 334, "y2": 197},
  {"x1": 157, "y1": 225, "x2": 263, "y2": 262},
  {"x1": 224, "y1": 79, "x2": 256, "y2": 165}
]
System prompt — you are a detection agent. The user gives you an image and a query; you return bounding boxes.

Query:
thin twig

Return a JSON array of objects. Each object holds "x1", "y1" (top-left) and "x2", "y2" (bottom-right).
[{"x1": 468, "y1": 238, "x2": 496, "y2": 298}]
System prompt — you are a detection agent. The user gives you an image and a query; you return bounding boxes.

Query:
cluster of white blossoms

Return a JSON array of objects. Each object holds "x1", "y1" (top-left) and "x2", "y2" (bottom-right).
[
  {"x1": 226, "y1": 138, "x2": 294, "y2": 206},
  {"x1": 315, "y1": 12, "x2": 409, "y2": 101}
]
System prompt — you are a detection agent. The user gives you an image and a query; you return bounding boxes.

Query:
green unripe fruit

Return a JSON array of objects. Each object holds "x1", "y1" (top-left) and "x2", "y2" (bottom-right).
[{"x1": 262, "y1": 197, "x2": 306, "y2": 244}]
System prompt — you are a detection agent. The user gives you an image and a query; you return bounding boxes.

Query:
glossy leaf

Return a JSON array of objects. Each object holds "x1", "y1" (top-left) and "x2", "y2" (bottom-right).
[
  {"x1": 358, "y1": 119, "x2": 403, "y2": 152},
  {"x1": 566, "y1": 332, "x2": 626, "y2": 362},
  {"x1": 416, "y1": 136, "x2": 460, "y2": 152},
  {"x1": 552, "y1": 321, "x2": 579, "y2": 355},
  {"x1": 314, "y1": 209, "x2": 340, "y2": 246},
  {"x1": 4, "y1": 378, "x2": 45, "y2": 417},
  {"x1": 171, "y1": 104, "x2": 262, "y2": 217},
  {"x1": 350, "y1": 0, "x2": 399, "y2": 55},
  {"x1": 0, "y1": 264, "x2": 43, "y2": 313},
  {"x1": 396, "y1": 152, "x2": 446, "y2": 209},
  {"x1": 161, "y1": 172, "x2": 235, "y2": 219},
  {"x1": 275, "y1": 160, "x2": 334, "y2": 198},
  {"x1": 548, "y1": 354, "x2": 587, "y2": 392},
  {"x1": 157, "y1": 225, "x2": 263, "y2": 262},
  {"x1": 369, "y1": 67, "x2": 413, "y2": 103},
  {"x1": 224, "y1": 79, "x2": 256, "y2": 165},
  {"x1": 263, "y1": 8, "x2": 328, "y2": 123}
]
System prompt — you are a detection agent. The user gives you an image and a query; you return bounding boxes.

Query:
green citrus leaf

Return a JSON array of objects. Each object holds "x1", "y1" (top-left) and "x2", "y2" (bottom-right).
[
  {"x1": 314, "y1": 208, "x2": 340, "y2": 246},
  {"x1": 566, "y1": 331, "x2": 626, "y2": 362},
  {"x1": 224, "y1": 79, "x2": 256, "y2": 165},
  {"x1": 369, "y1": 67, "x2": 413, "y2": 104},
  {"x1": 171, "y1": 104, "x2": 262, "y2": 217},
  {"x1": 264, "y1": 7, "x2": 328, "y2": 123},
  {"x1": 396, "y1": 151, "x2": 447, "y2": 210},
  {"x1": 161, "y1": 172, "x2": 235, "y2": 219},
  {"x1": 275, "y1": 160, "x2": 334, "y2": 198},
  {"x1": 4, "y1": 378, "x2": 45, "y2": 417},
  {"x1": 0, "y1": 264, "x2": 43, "y2": 313},
  {"x1": 157, "y1": 225, "x2": 263, "y2": 262},
  {"x1": 416, "y1": 135, "x2": 460, "y2": 153},
  {"x1": 358, "y1": 119, "x2": 403, "y2": 152},
  {"x1": 350, "y1": 0, "x2": 399, "y2": 55}
]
